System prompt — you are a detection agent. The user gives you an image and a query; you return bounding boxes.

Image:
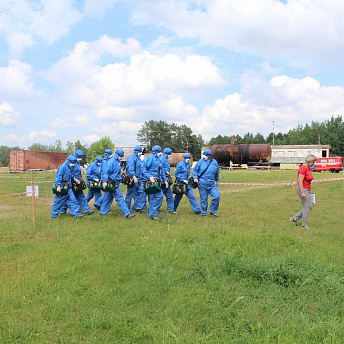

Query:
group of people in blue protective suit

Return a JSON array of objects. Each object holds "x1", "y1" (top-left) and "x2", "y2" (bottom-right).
[
  {"x1": 51, "y1": 150, "x2": 95, "y2": 219},
  {"x1": 51, "y1": 146, "x2": 221, "y2": 220}
]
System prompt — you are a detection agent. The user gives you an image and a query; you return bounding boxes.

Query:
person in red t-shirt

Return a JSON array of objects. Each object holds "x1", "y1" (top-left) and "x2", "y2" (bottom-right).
[{"x1": 290, "y1": 154, "x2": 317, "y2": 229}]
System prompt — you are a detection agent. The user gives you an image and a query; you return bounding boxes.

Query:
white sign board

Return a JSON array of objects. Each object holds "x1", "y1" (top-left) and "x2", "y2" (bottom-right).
[{"x1": 26, "y1": 185, "x2": 39, "y2": 198}]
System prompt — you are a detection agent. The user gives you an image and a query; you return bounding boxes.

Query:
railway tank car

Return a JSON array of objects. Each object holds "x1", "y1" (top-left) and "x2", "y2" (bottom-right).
[{"x1": 203, "y1": 144, "x2": 272, "y2": 166}]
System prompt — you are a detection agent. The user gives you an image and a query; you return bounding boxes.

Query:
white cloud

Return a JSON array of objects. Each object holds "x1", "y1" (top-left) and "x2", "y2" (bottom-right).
[
  {"x1": 81, "y1": 134, "x2": 100, "y2": 144},
  {"x1": 74, "y1": 114, "x2": 90, "y2": 124},
  {"x1": 0, "y1": 102, "x2": 21, "y2": 126},
  {"x1": 4, "y1": 130, "x2": 57, "y2": 147},
  {"x1": 194, "y1": 74, "x2": 344, "y2": 139},
  {"x1": 47, "y1": 37, "x2": 224, "y2": 122},
  {"x1": 49, "y1": 117, "x2": 71, "y2": 128},
  {"x1": 131, "y1": 0, "x2": 344, "y2": 63},
  {"x1": 0, "y1": 60, "x2": 34, "y2": 97},
  {"x1": 0, "y1": 0, "x2": 83, "y2": 56},
  {"x1": 27, "y1": 130, "x2": 57, "y2": 141}
]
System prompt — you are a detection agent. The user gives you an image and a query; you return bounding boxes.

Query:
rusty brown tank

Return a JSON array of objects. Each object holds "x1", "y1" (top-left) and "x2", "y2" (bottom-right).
[
  {"x1": 143, "y1": 153, "x2": 193, "y2": 167},
  {"x1": 204, "y1": 144, "x2": 271, "y2": 166},
  {"x1": 10, "y1": 150, "x2": 68, "y2": 171}
]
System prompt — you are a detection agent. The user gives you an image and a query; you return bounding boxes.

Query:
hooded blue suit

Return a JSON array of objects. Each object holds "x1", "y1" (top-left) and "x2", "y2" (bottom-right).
[
  {"x1": 85, "y1": 156, "x2": 103, "y2": 204},
  {"x1": 193, "y1": 149, "x2": 220, "y2": 216},
  {"x1": 159, "y1": 148, "x2": 174, "y2": 212},
  {"x1": 100, "y1": 149, "x2": 131, "y2": 217},
  {"x1": 141, "y1": 145, "x2": 166, "y2": 219},
  {"x1": 60, "y1": 150, "x2": 91, "y2": 214},
  {"x1": 125, "y1": 145, "x2": 146, "y2": 211},
  {"x1": 51, "y1": 155, "x2": 82, "y2": 219},
  {"x1": 174, "y1": 153, "x2": 201, "y2": 213}
]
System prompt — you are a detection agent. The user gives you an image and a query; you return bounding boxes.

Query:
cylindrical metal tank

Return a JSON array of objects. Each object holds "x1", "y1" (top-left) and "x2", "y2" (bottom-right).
[
  {"x1": 143, "y1": 152, "x2": 193, "y2": 167},
  {"x1": 204, "y1": 144, "x2": 271, "y2": 165}
]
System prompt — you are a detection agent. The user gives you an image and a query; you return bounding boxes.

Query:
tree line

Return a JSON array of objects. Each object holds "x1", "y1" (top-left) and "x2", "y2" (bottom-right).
[
  {"x1": 208, "y1": 116, "x2": 344, "y2": 156},
  {"x1": 1, "y1": 116, "x2": 343, "y2": 167}
]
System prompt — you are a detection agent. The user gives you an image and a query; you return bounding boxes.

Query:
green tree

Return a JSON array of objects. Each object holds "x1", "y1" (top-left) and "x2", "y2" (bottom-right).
[
  {"x1": 137, "y1": 120, "x2": 205, "y2": 159},
  {"x1": 137, "y1": 120, "x2": 172, "y2": 151},
  {"x1": 28, "y1": 140, "x2": 65, "y2": 152},
  {"x1": 0, "y1": 145, "x2": 21, "y2": 167},
  {"x1": 88, "y1": 136, "x2": 115, "y2": 162}
]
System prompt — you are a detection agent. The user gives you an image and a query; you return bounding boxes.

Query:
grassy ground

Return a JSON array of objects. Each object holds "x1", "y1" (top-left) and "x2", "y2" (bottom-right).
[{"x1": 0, "y1": 169, "x2": 344, "y2": 343}]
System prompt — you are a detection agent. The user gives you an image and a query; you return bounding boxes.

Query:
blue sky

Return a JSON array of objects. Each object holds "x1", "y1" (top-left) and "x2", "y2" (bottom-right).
[{"x1": 1, "y1": 0, "x2": 344, "y2": 149}]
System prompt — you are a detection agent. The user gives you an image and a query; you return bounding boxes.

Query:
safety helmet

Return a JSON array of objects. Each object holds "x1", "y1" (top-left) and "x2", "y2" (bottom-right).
[
  {"x1": 105, "y1": 149, "x2": 113, "y2": 155},
  {"x1": 152, "y1": 145, "x2": 162, "y2": 153},
  {"x1": 184, "y1": 153, "x2": 191, "y2": 159},
  {"x1": 163, "y1": 148, "x2": 172, "y2": 155},
  {"x1": 134, "y1": 145, "x2": 142, "y2": 152},
  {"x1": 95, "y1": 156, "x2": 104, "y2": 163},
  {"x1": 116, "y1": 148, "x2": 125, "y2": 157},
  {"x1": 203, "y1": 149, "x2": 212, "y2": 157},
  {"x1": 67, "y1": 155, "x2": 77, "y2": 163}
]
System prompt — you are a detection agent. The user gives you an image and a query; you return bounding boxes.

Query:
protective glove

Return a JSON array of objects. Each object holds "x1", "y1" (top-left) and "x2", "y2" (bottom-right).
[
  {"x1": 149, "y1": 176, "x2": 155, "y2": 183},
  {"x1": 102, "y1": 182, "x2": 108, "y2": 188},
  {"x1": 165, "y1": 181, "x2": 169, "y2": 188},
  {"x1": 56, "y1": 186, "x2": 61, "y2": 192},
  {"x1": 133, "y1": 176, "x2": 138, "y2": 184},
  {"x1": 194, "y1": 178, "x2": 199, "y2": 183},
  {"x1": 94, "y1": 179, "x2": 99, "y2": 182},
  {"x1": 74, "y1": 178, "x2": 80, "y2": 184},
  {"x1": 183, "y1": 179, "x2": 188, "y2": 184}
]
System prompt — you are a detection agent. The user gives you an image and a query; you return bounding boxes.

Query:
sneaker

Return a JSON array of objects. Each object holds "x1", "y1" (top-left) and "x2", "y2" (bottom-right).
[
  {"x1": 134, "y1": 208, "x2": 147, "y2": 213},
  {"x1": 85, "y1": 210, "x2": 95, "y2": 215},
  {"x1": 194, "y1": 210, "x2": 201, "y2": 214},
  {"x1": 94, "y1": 206, "x2": 100, "y2": 210},
  {"x1": 74, "y1": 214, "x2": 85, "y2": 218},
  {"x1": 290, "y1": 217, "x2": 297, "y2": 226},
  {"x1": 302, "y1": 226, "x2": 311, "y2": 230},
  {"x1": 150, "y1": 216, "x2": 159, "y2": 221},
  {"x1": 169, "y1": 211, "x2": 178, "y2": 214},
  {"x1": 210, "y1": 212, "x2": 219, "y2": 217},
  {"x1": 126, "y1": 213, "x2": 136, "y2": 219}
]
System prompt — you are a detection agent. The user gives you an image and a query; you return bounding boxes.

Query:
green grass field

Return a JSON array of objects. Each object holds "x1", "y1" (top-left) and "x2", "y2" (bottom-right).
[{"x1": 1, "y1": 169, "x2": 344, "y2": 343}]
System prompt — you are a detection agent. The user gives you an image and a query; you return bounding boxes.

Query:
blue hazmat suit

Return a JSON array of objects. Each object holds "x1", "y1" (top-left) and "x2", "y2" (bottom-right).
[
  {"x1": 60, "y1": 151, "x2": 90, "y2": 214},
  {"x1": 100, "y1": 150, "x2": 130, "y2": 217},
  {"x1": 159, "y1": 148, "x2": 174, "y2": 212},
  {"x1": 85, "y1": 156, "x2": 103, "y2": 204},
  {"x1": 141, "y1": 146, "x2": 166, "y2": 218},
  {"x1": 94, "y1": 150, "x2": 112, "y2": 209},
  {"x1": 174, "y1": 155, "x2": 201, "y2": 213},
  {"x1": 51, "y1": 155, "x2": 82, "y2": 218},
  {"x1": 124, "y1": 146, "x2": 146, "y2": 211},
  {"x1": 193, "y1": 151, "x2": 220, "y2": 216}
]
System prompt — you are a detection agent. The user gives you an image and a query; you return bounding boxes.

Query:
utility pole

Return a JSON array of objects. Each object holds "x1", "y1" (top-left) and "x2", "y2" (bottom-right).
[{"x1": 272, "y1": 121, "x2": 275, "y2": 146}]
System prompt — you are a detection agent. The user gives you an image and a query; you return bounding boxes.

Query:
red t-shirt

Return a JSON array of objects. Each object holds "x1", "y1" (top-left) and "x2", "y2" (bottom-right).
[{"x1": 297, "y1": 164, "x2": 313, "y2": 190}]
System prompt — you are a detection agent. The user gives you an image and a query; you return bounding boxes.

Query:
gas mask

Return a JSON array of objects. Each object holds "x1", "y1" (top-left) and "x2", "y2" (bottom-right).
[
  {"x1": 157, "y1": 152, "x2": 163, "y2": 157},
  {"x1": 77, "y1": 158, "x2": 82, "y2": 162},
  {"x1": 203, "y1": 155, "x2": 209, "y2": 161},
  {"x1": 118, "y1": 156, "x2": 123, "y2": 161},
  {"x1": 185, "y1": 158, "x2": 190, "y2": 164},
  {"x1": 137, "y1": 152, "x2": 142, "y2": 157},
  {"x1": 97, "y1": 163, "x2": 101, "y2": 166},
  {"x1": 168, "y1": 155, "x2": 172, "y2": 159},
  {"x1": 69, "y1": 163, "x2": 75, "y2": 167}
]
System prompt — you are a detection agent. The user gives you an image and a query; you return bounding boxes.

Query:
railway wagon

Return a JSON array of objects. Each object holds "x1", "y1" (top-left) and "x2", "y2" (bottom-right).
[
  {"x1": 202, "y1": 144, "x2": 272, "y2": 166},
  {"x1": 269, "y1": 145, "x2": 331, "y2": 165},
  {"x1": 10, "y1": 150, "x2": 68, "y2": 171}
]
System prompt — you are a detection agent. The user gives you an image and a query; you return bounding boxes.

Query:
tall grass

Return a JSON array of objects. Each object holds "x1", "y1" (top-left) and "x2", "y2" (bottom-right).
[{"x1": 0, "y1": 169, "x2": 344, "y2": 343}]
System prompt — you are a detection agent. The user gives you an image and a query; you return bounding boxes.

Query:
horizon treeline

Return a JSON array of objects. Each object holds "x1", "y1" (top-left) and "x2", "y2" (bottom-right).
[{"x1": 1, "y1": 115, "x2": 343, "y2": 166}]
